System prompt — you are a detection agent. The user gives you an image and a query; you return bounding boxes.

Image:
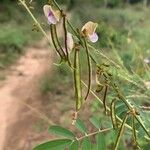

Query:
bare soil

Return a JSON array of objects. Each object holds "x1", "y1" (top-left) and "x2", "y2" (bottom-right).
[{"x1": 0, "y1": 37, "x2": 54, "y2": 150}]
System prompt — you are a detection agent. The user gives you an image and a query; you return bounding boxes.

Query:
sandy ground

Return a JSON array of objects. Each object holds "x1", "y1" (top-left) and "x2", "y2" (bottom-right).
[{"x1": 0, "y1": 37, "x2": 54, "y2": 150}]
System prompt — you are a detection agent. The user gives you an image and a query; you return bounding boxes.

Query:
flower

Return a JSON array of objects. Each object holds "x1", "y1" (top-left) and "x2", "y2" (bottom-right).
[
  {"x1": 81, "y1": 21, "x2": 99, "y2": 43},
  {"x1": 43, "y1": 5, "x2": 60, "y2": 25},
  {"x1": 67, "y1": 32, "x2": 74, "y2": 50}
]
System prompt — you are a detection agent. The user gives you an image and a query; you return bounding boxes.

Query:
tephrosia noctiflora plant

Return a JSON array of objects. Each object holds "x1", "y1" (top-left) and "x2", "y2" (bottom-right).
[{"x1": 18, "y1": 0, "x2": 150, "y2": 149}]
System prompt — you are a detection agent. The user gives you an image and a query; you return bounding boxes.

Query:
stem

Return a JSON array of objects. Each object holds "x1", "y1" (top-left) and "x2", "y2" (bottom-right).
[
  {"x1": 83, "y1": 37, "x2": 92, "y2": 101},
  {"x1": 135, "y1": 115, "x2": 150, "y2": 138},
  {"x1": 18, "y1": 100, "x2": 53, "y2": 125},
  {"x1": 52, "y1": 0, "x2": 62, "y2": 11},
  {"x1": 18, "y1": 0, "x2": 50, "y2": 43},
  {"x1": 77, "y1": 127, "x2": 112, "y2": 141},
  {"x1": 108, "y1": 79, "x2": 131, "y2": 109},
  {"x1": 50, "y1": 25, "x2": 63, "y2": 58},
  {"x1": 67, "y1": 20, "x2": 81, "y2": 40},
  {"x1": 132, "y1": 116, "x2": 137, "y2": 144},
  {"x1": 114, "y1": 112, "x2": 129, "y2": 150},
  {"x1": 88, "y1": 44, "x2": 121, "y2": 69}
]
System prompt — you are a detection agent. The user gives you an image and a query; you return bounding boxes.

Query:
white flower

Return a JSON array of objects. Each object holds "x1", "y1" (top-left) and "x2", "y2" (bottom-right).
[
  {"x1": 81, "y1": 21, "x2": 99, "y2": 43},
  {"x1": 43, "y1": 5, "x2": 60, "y2": 25}
]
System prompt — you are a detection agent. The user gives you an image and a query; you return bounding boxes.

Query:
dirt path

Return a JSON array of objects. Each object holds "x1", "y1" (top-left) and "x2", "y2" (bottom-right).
[{"x1": 0, "y1": 37, "x2": 54, "y2": 150}]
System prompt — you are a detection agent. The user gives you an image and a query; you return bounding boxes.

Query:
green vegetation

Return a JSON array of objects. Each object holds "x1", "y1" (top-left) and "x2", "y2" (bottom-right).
[{"x1": 0, "y1": 2, "x2": 41, "y2": 68}]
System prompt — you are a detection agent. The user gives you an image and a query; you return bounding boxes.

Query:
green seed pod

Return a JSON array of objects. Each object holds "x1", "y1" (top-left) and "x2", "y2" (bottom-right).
[
  {"x1": 114, "y1": 112, "x2": 129, "y2": 150},
  {"x1": 63, "y1": 16, "x2": 69, "y2": 58},
  {"x1": 74, "y1": 48, "x2": 82, "y2": 111},
  {"x1": 110, "y1": 99, "x2": 118, "y2": 129},
  {"x1": 50, "y1": 25, "x2": 64, "y2": 59},
  {"x1": 132, "y1": 116, "x2": 139, "y2": 147},
  {"x1": 83, "y1": 38, "x2": 92, "y2": 101}
]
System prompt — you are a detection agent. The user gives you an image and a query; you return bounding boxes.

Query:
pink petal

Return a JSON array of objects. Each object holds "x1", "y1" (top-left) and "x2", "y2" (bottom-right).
[
  {"x1": 47, "y1": 12, "x2": 57, "y2": 24},
  {"x1": 89, "y1": 32, "x2": 98, "y2": 43}
]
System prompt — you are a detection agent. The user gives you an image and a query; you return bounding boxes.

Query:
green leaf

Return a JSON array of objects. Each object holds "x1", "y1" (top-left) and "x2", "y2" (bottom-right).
[
  {"x1": 89, "y1": 117, "x2": 101, "y2": 129},
  {"x1": 34, "y1": 139, "x2": 72, "y2": 150},
  {"x1": 143, "y1": 143, "x2": 150, "y2": 150},
  {"x1": 69, "y1": 140, "x2": 79, "y2": 150},
  {"x1": 81, "y1": 137, "x2": 91, "y2": 150},
  {"x1": 115, "y1": 102, "x2": 127, "y2": 115},
  {"x1": 75, "y1": 119, "x2": 87, "y2": 134},
  {"x1": 49, "y1": 125, "x2": 75, "y2": 139},
  {"x1": 97, "y1": 133, "x2": 106, "y2": 150}
]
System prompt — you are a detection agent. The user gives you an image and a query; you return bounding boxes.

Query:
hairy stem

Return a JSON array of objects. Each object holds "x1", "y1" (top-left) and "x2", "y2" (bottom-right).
[
  {"x1": 63, "y1": 15, "x2": 72, "y2": 67},
  {"x1": 77, "y1": 127, "x2": 112, "y2": 141}
]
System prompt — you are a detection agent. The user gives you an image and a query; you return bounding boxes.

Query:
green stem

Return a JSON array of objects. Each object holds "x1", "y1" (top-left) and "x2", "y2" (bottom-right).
[
  {"x1": 18, "y1": 0, "x2": 51, "y2": 44},
  {"x1": 103, "y1": 85, "x2": 108, "y2": 114},
  {"x1": 114, "y1": 112, "x2": 129, "y2": 150},
  {"x1": 52, "y1": 0, "x2": 62, "y2": 11},
  {"x1": 77, "y1": 127, "x2": 112, "y2": 141},
  {"x1": 135, "y1": 115, "x2": 150, "y2": 138},
  {"x1": 132, "y1": 116, "x2": 137, "y2": 144},
  {"x1": 67, "y1": 20, "x2": 81, "y2": 40}
]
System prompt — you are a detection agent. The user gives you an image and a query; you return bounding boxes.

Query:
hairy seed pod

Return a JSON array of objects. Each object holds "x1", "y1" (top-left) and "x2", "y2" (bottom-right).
[
  {"x1": 63, "y1": 15, "x2": 71, "y2": 64},
  {"x1": 83, "y1": 38, "x2": 92, "y2": 101},
  {"x1": 114, "y1": 112, "x2": 129, "y2": 150},
  {"x1": 74, "y1": 48, "x2": 82, "y2": 111},
  {"x1": 110, "y1": 99, "x2": 118, "y2": 129}
]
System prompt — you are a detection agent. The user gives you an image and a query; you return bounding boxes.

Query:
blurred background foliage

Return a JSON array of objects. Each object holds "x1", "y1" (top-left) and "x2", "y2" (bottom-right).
[{"x1": 0, "y1": 0, "x2": 149, "y2": 68}]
